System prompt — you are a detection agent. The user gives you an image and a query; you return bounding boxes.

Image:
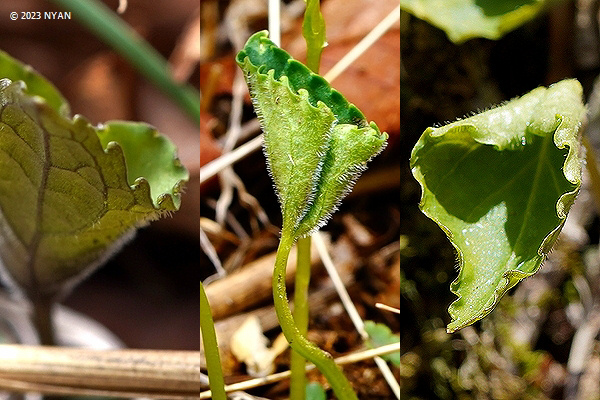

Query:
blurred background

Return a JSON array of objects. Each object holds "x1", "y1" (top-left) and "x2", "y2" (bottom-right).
[{"x1": 0, "y1": 0, "x2": 200, "y2": 350}]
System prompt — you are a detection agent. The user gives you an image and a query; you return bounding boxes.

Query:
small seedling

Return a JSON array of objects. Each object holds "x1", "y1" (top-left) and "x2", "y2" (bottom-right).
[{"x1": 235, "y1": 31, "x2": 387, "y2": 399}]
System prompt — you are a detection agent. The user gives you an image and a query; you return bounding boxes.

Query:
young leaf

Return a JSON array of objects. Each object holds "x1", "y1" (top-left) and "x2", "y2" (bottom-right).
[
  {"x1": 0, "y1": 78, "x2": 187, "y2": 297},
  {"x1": 410, "y1": 79, "x2": 585, "y2": 333},
  {"x1": 236, "y1": 31, "x2": 387, "y2": 238},
  {"x1": 400, "y1": 0, "x2": 547, "y2": 43},
  {"x1": 0, "y1": 50, "x2": 70, "y2": 116},
  {"x1": 302, "y1": 0, "x2": 327, "y2": 72},
  {"x1": 305, "y1": 382, "x2": 327, "y2": 400},
  {"x1": 364, "y1": 321, "x2": 400, "y2": 366}
]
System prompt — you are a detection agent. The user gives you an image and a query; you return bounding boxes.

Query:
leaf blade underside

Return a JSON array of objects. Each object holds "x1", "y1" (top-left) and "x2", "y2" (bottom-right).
[
  {"x1": 410, "y1": 79, "x2": 585, "y2": 333},
  {"x1": 0, "y1": 78, "x2": 187, "y2": 296}
]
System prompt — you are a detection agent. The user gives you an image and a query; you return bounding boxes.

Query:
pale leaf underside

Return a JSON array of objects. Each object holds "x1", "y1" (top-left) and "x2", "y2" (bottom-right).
[
  {"x1": 400, "y1": 0, "x2": 547, "y2": 43},
  {"x1": 0, "y1": 79, "x2": 187, "y2": 295}
]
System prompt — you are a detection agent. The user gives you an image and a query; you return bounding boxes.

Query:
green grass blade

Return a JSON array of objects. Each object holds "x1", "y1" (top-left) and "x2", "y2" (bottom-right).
[
  {"x1": 200, "y1": 282, "x2": 226, "y2": 400},
  {"x1": 49, "y1": 0, "x2": 200, "y2": 124}
]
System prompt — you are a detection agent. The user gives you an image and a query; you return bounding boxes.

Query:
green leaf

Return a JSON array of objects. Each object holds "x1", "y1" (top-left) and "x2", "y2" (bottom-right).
[
  {"x1": 400, "y1": 0, "x2": 549, "y2": 43},
  {"x1": 305, "y1": 382, "x2": 327, "y2": 400},
  {"x1": 410, "y1": 79, "x2": 585, "y2": 333},
  {"x1": 96, "y1": 121, "x2": 186, "y2": 210},
  {"x1": 0, "y1": 50, "x2": 70, "y2": 116},
  {"x1": 0, "y1": 78, "x2": 187, "y2": 296},
  {"x1": 364, "y1": 321, "x2": 400, "y2": 366},
  {"x1": 236, "y1": 31, "x2": 387, "y2": 238}
]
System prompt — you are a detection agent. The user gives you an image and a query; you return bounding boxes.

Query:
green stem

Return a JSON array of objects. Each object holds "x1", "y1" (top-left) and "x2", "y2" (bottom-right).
[
  {"x1": 302, "y1": 0, "x2": 326, "y2": 73},
  {"x1": 291, "y1": 2, "x2": 326, "y2": 396},
  {"x1": 290, "y1": 236, "x2": 311, "y2": 400},
  {"x1": 49, "y1": 0, "x2": 200, "y2": 125},
  {"x1": 200, "y1": 282, "x2": 226, "y2": 400},
  {"x1": 274, "y1": 232, "x2": 358, "y2": 400}
]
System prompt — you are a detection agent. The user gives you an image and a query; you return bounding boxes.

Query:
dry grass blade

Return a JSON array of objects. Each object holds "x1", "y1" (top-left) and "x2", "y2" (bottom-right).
[{"x1": 0, "y1": 345, "x2": 200, "y2": 399}]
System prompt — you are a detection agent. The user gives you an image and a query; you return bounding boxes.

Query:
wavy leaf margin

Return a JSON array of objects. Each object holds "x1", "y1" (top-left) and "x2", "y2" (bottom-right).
[
  {"x1": 236, "y1": 31, "x2": 387, "y2": 238},
  {"x1": 410, "y1": 79, "x2": 585, "y2": 332}
]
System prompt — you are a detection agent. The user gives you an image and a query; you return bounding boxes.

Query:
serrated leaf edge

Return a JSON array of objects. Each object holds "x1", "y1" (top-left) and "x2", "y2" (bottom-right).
[
  {"x1": 236, "y1": 30, "x2": 374, "y2": 129},
  {"x1": 411, "y1": 103, "x2": 583, "y2": 334}
]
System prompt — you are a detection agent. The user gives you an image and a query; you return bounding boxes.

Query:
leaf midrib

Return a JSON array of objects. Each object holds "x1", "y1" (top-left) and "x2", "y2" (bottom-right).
[
  {"x1": 510, "y1": 134, "x2": 560, "y2": 259},
  {"x1": 26, "y1": 110, "x2": 51, "y2": 294}
]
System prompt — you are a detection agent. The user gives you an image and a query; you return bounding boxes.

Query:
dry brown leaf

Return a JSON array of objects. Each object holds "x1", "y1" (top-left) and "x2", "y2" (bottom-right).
[
  {"x1": 62, "y1": 53, "x2": 134, "y2": 123},
  {"x1": 169, "y1": 9, "x2": 200, "y2": 82}
]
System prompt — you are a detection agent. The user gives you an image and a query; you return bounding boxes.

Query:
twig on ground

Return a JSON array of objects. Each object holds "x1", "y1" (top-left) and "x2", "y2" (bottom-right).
[
  {"x1": 0, "y1": 345, "x2": 200, "y2": 399},
  {"x1": 314, "y1": 232, "x2": 400, "y2": 399},
  {"x1": 200, "y1": 342, "x2": 400, "y2": 399}
]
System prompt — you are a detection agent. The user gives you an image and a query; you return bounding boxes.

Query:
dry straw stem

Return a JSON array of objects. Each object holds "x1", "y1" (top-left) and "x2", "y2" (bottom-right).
[
  {"x1": 199, "y1": 4, "x2": 400, "y2": 183},
  {"x1": 199, "y1": 342, "x2": 400, "y2": 399},
  {"x1": 0, "y1": 345, "x2": 200, "y2": 399},
  {"x1": 314, "y1": 232, "x2": 400, "y2": 399}
]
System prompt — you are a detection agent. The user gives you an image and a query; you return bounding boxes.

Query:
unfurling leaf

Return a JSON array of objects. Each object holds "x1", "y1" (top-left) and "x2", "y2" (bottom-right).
[
  {"x1": 0, "y1": 52, "x2": 188, "y2": 297},
  {"x1": 236, "y1": 31, "x2": 387, "y2": 239},
  {"x1": 410, "y1": 79, "x2": 585, "y2": 333}
]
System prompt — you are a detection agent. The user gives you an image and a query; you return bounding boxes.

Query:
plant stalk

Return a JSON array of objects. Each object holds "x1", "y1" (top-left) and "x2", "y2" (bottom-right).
[
  {"x1": 31, "y1": 294, "x2": 56, "y2": 346},
  {"x1": 274, "y1": 232, "x2": 358, "y2": 400},
  {"x1": 200, "y1": 282, "x2": 226, "y2": 400},
  {"x1": 302, "y1": 0, "x2": 326, "y2": 73},
  {"x1": 289, "y1": 2, "x2": 328, "y2": 396},
  {"x1": 290, "y1": 236, "x2": 311, "y2": 400}
]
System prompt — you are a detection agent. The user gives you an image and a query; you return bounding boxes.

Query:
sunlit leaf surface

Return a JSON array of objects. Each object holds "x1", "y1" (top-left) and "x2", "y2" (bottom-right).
[
  {"x1": 400, "y1": 0, "x2": 548, "y2": 43},
  {"x1": 410, "y1": 79, "x2": 585, "y2": 332}
]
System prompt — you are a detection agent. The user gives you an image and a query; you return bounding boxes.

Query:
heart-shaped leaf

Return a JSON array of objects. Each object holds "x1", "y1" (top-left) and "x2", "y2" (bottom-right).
[
  {"x1": 236, "y1": 31, "x2": 387, "y2": 238},
  {"x1": 410, "y1": 79, "x2": 585, "y2": 332},
  {"x1": 0, "y1": 54, "x2": 188, "y2": 297}
]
